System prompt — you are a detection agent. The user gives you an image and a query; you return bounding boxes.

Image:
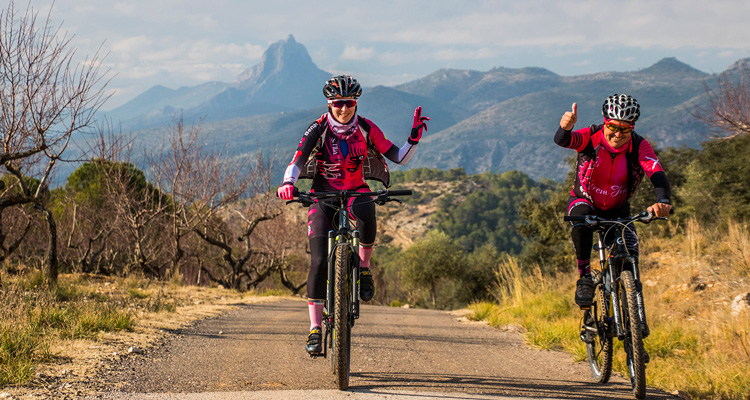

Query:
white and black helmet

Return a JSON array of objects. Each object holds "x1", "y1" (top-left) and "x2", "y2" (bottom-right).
[
  {"x1": 323, "y1": 75, "x2": 362, "y2": 99},
  {"x1": 602, "y1": 94, "x2": 640, "y2": 123}
]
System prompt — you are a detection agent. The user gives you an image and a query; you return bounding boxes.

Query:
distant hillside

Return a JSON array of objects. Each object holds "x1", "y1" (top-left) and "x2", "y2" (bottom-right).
[{"x1": 98, "y1": 36, "x2": 743, "y2": 182}]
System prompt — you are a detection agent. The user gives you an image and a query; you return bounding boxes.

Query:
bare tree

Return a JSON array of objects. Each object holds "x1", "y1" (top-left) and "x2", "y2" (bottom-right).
[
  {"x1": 148, "y1": 117, "x2": 253, "y2": 280},
  {"x1": 193, "y1": 152, "x2": 306, "y2": 292},
  {"x1": 0, "y1": 1, "x2": 110, "y2": 283},
  {"x1": 694, "y1": 61, "x2": 750, "y2": 140}
]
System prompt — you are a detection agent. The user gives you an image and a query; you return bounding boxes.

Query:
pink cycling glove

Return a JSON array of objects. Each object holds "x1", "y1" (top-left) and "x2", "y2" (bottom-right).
[
  {"x1": 408, "y1": 106, "x2": 430, "y2": 144},
  {"x1": 277, "y1": 184, "x2": 295, "y2": 200}
]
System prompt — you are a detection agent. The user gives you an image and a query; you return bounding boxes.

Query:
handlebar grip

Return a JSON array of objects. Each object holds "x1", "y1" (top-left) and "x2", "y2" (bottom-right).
[
  {"x1": 563, "y1": 215, "x2": 586, "y2": 222},
  {"x1": 388, "y1": 189, "x2": 413, "y2": 196},
  {"x1": 292, "y1": 187, "x2": 300, "y2": 197}
]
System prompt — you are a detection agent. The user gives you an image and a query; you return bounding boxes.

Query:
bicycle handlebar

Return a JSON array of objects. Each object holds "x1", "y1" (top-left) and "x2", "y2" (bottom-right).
[
  {"x1": 563, "y1": 211, "x2": 667, "y2": 226},
  {"x1": 287, "y1": 188, "x2": 413, "y2": 206}
]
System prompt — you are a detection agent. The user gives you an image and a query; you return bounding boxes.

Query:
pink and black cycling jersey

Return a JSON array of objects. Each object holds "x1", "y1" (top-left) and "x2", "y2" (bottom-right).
[
  {"x1": 282, "y1": 113, "x2": 417, "y2": 191},
  {"x1": 555, "y1": 124, "x2": 670, "y2": 210}
]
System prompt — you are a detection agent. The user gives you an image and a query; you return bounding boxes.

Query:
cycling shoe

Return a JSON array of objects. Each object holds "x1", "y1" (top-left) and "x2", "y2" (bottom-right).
[
  {"x1": 306, "y1": 327, "x2": 322, "y2": 355},
  {"x1": 575, "y1": 274, "x2": 595, "y2": 308},
  {"x1": 360, "y1": 269, "x2": 374, "y2": 301}
]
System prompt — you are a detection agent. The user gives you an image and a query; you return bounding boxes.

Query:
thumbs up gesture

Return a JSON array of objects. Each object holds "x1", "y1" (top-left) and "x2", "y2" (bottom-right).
[{"x1": 560, "y1": 103, "x2": 578, "y2": 131}]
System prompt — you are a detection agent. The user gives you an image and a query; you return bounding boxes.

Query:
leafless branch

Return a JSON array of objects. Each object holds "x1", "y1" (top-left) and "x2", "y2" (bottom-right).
[{"x1": 694, "y1": 62, "x2": 750, "y2": 140}]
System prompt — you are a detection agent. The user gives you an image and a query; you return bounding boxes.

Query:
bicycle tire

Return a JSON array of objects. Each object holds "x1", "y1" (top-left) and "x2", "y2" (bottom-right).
[
  {"x1": 620, "y1": 270, "x2": 646, "y2": 399},
  {"x1": 585, "y1": 279, "x2": 613, "y2": 383},
  {"x1": 332, "y1": 244, "x2": 351, "y2": 390}
]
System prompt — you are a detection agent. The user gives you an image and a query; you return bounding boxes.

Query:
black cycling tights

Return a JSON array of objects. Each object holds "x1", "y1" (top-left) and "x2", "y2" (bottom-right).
[
  {"x1": 307, "y1": 197, "x2": 376, "y2": 300},
  {"x1": 567, "y1": 196, "x2": 638, "y2": 266}
]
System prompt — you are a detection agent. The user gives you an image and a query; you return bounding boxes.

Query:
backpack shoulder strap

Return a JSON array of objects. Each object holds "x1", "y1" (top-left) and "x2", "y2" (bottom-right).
[{"x1": 299, "y1": 117, "x2": 328, "y2": 180}]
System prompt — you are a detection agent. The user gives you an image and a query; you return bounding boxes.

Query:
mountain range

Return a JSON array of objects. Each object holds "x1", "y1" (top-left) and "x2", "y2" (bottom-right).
[{"x1": 101, "y1": 35, "x2": 740, "y2": 182}]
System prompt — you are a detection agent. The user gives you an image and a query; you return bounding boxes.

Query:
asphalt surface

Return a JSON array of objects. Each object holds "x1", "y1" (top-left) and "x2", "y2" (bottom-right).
[{"x1": 93, "y1": 298, "x2": 679, "y2": 400}]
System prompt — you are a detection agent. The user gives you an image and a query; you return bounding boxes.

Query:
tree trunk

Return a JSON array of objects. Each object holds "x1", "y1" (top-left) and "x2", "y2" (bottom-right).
[
  {"x1": 431, "y1": 280, "x2": 437, "y2": 309},
  {"x1": 40, "y1": 206, "x2": 58, "y2": 284}
]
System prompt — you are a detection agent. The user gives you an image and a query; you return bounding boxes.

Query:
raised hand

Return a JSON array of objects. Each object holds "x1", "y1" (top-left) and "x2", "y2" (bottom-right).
[
  {"x1": 560, "y1": 102, "x2": 578, "y2": 131},
  {"x1": 276, "y1": 184, "x2": 295, "y2": 200},
  {"x1": 409, "y1": 106, "x2": 430, "y2": 144}
]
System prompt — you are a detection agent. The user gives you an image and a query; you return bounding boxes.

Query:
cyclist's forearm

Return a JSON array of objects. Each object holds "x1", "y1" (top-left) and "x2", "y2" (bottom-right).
[
  {"x1": 282, "y1": 163, "x2": 301, "y2": 185},
  {"x1": 554, "y1": 126, "x2": 590, "y2": 150},
  {"x1": 649, "y1": 171, "x2": 671, "y2": 204},
  {"x1": 382, "y1": 142, "x2": 417, "y2": 165},
  {"x1": 554, "y1": 126, "x2": 573, "y2": 147}
]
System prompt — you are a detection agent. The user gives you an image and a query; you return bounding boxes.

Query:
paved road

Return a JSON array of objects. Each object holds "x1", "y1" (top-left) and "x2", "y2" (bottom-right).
[{"x1": 95, "y1": 298, "x2": 678, "y2": 399}]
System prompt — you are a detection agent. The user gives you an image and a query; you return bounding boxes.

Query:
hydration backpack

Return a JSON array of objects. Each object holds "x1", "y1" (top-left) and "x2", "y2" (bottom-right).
[{"x1": 299, "y1": 115, "x2": 392, "y2": 187}]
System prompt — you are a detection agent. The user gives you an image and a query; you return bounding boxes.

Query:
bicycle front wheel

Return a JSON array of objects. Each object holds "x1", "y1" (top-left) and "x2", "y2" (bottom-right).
[
  {"x1": 620, "y1": 270, "x2": 646, "y2": 399},
  {"x1": 585, "y1": 279, "x2": 613, "y2": 383},
  {"x1": 332, "y1": 244, "x2": 351, "y2": 390}
]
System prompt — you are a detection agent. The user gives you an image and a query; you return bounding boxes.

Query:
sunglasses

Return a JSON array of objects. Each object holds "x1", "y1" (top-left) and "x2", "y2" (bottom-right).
[
  {"x1": 605, "y1": 123, "x2": 633, "y2": 134},
  {"x1": 328, "y1": 99, "x2": 357, "y2": 108}
]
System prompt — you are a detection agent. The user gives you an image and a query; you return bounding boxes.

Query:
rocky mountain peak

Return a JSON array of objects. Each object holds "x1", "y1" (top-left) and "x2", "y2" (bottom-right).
[{"x1": 234, "y1": 34, "x2": 320, "y2": 89}]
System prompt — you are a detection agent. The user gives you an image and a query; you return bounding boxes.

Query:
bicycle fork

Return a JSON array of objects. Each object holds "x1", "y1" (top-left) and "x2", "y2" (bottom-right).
[
  {"x1": 628, "y1": 256, "x2": 649, "y2": 337},
  {"x1": 324, "y1": 230, "x2": 361, "y2": 328},
  {"x1": 351, "y1": 230, "x2": 360, "y2": 322}
]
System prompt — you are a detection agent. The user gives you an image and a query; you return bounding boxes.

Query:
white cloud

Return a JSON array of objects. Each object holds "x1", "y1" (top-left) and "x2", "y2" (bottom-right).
[
  {"x1": 185, "y1": 14, "x2": 218, "y2": 30},
  {"x1": 340, "y1": 45, "x2": 375, "y2": 61},
  {"x1": 112, "y1": 2, "x2": 137, "y2": 16},
  {"x1": 112, "y1": 36, "x2": 153, "y2": 55}
]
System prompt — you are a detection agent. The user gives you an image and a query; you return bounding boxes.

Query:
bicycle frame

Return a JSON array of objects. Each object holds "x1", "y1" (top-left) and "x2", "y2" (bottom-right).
[
  {"x1": 324, "y1": 196, "x2": 361, "y2": 351},
  {"x1": 595, "y1": 225, "x2": 644, "y2": 340}
]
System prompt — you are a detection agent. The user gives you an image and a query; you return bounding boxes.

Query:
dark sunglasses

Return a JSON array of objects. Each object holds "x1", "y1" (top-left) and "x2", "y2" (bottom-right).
[
  {"x1": 605, "y1": 123, "x2": 633, "y2": 133},
  {"x1": 328, "y1": 99, "x2": 357, "y2": 108}
]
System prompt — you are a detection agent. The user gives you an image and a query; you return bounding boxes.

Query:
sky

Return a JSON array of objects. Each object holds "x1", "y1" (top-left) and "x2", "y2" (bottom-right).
[{"x1": 22, "y1": 0, "x2": 750, "y2": 110}]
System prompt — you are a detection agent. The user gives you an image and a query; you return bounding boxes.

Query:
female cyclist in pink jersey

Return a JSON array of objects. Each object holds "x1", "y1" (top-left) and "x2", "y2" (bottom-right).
[
  {"x1": 277, "y1": 75, "x2": 429, "y2": 354},
  {"x1": 554, "y1": 94, "x2": 672, "y2": 308}
]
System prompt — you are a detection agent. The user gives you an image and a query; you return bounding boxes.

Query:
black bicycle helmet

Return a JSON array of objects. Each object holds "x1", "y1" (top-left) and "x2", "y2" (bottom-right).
[
  {"x1": 602, "y1": 94, "x2": 640, "y2": 123},
  {"x1": 323, "y1": 75, "x2": 362, "y2": 99}
]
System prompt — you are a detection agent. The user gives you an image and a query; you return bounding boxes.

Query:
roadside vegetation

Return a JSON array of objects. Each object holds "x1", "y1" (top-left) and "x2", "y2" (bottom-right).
[{"x1": 0, "y1": 272, "x2": 176, "y2": 386}]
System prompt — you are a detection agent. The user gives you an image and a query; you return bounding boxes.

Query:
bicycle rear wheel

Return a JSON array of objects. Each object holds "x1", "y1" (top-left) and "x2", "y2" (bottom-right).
[
  {"x1": 584, "y1": 278, "x2": 613, "y2": 383},
  {"x1": 620, "y1": 270, "x2": 646, "y2": 399},
  {"x1": 332, "y1": 244, "x2": 351, "y2": 390}
]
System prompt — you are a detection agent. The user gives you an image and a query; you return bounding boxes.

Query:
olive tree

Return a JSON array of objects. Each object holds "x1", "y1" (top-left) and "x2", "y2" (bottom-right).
[{"x1": 400, "y1": 230, "x2": 466, "y2": 308}]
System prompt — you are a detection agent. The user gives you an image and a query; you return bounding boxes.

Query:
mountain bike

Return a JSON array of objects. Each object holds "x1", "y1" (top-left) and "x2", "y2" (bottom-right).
[
  {"x1": 564, "y1": 211, "x2": 666, "y2": 399},
  {"x1": 289, "y1": 188, "x2": 412, "y2": 390}
]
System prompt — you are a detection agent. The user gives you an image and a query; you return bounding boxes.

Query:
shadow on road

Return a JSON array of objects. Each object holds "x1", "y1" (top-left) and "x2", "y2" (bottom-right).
[{"x1": 350, "y1": 372, "x2": 678, "y2": 400}]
